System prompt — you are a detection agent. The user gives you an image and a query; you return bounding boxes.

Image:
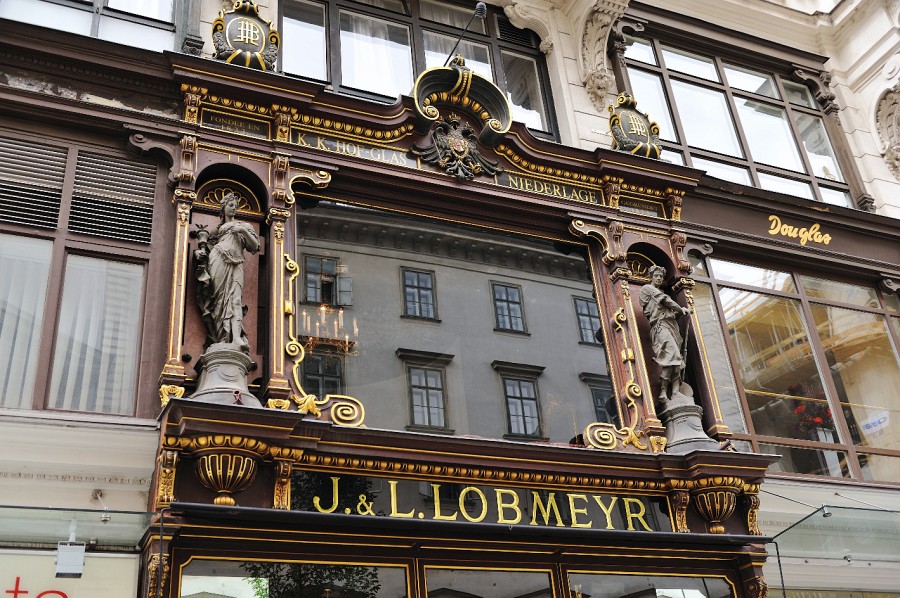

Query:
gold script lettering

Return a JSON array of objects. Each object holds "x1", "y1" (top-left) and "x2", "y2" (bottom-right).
[{"x1": 768, "y1": 215, "x2": 832, "y2": 246}]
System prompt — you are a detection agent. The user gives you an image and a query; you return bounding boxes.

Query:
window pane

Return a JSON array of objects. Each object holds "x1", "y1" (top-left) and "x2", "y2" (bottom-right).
[
  {"x1": 735, "y1": 99, "x2": 804, "y2": 172},
  {"x1": 623, "y1": 35, "x2": 656, "y2": 64},
  {"x1": 661, "y1": 46, "x2": 718, "y2": 81},
  {"x1": 424, "y1": 31, "x2": 492, "y2": 79},
  {"x1": 660, "y1": 149, "x2": 684, "y2": 165},
  {"x1": 692, "y1": 283, "x2": 747, "y2": 433},
  {"x1": 810, "y1": 305, "x2": 900, "y2": 451},
  {"x1": 426, "y1": 569, "x2": 551, "y2": 598},
  {"x1": 501, "y1": 51, "x2": 547, "y2": 131},
  {"x1": 725, "y1": 64, "x2": 779, "y2": 98},
  {"x1": 420, "y1": 0, "x2": 485, "y2": 33},
  {"x1": 761, "y1": 442, "x2": 851, "y2": 477},
  {"x1": 709, "y1": 258, "x2": 796, "y2": 292},
  {"x1": 107, "y1": 0, "x2": 173, "y2": 21},
  {"x1": 799, "y1": 275, "x2": 878, "y2": 307},
  {"x1": 819, "y1": 187, "x2": 852, "y2": 207},
  {"x1": 340, "y1": 11, "x2": 413, "y2": 97},
  {"x1": 569, "y1": 573, "x2": 734, "y2": 598},
  {"x1": 718, "y1": 287, "x2": 835, "y2": 442},
  {"x1": 0, "y1": 0, "x2": 92, "y2": 36},
  {"x1": 284, "y1": 0, "x2": 327, "y2": 80},
  {"x1": 782, "y1": 79, "x2": 815, "y2": 108},
  {"x1": 670, "y1": 80, "x2": 742, "y2": 156},
  {"x1": 886, "y1": 295, "x2": 900, "y2": 313},
  {"x1": 352, "y1": 0, "x2": 408, "y2": 13},
  {"x1": 860, "y1": 453, "x2": 900, "y2": 482},
  {"x1": 0, "y1": 235, "x2": 52, "y2": 409},
  {"x1": 692, "y1": 157, "x2": 751, "y2": 185},
  {"x1": 796, "y1": 113, "x2": 844, "y2": 182},
  {"x1": 48, "y1": 256, "x2": 143, "y2": 415},
  {"x1": 627, "y1": 68, "x2": 677, "y2": 142},
  {"x1": 98, "y1": 14, "x2": 175, "y2": 51},
  {"x1": 758, "y1": 172, "x2": 814, "y2": 199}
]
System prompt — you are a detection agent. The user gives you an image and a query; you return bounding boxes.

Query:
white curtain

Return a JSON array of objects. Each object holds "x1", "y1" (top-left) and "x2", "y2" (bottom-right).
[
  {"x1": 339, "y1": 10, "x2": 413, "y2": 97},
  {"x1": 0, "y1": 234, "x2": 52, "y2": 409},
  {"x1": 47, "y1": 256, "x2": 143, "y2": 414}
]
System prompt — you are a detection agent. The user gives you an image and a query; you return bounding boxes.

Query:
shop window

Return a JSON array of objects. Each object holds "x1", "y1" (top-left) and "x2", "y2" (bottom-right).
[
  {"x1": 281, "y1": 0, "x2": 554, "y2": 134},
  {"x1": 573, "y1": 297, "x2": 602, "y2": 345},
  {"x1": 568, "y1": 572, "x2": 735, "y2": 598},
  {"x1": 305, "y1": 256, "x2": 352, "y2": 306},
  {"x1": 425, "y1": 568, "x2": 552, "y2": 597},
  {"x1": 0, "y1": 134, "x2": 158, "y2": 415},
  {"x1": 492, "y1": 282, "x2": 526, "y2": 332},
  {"x1": 614, "y1": 22, "x2": 854, "y2": 207},
  {"x1": 0, "y1": 0, "x2": 176, "y2": 52},
  {"x1": 690, "y1": 253, "x2": 900, "y2": 481},
  {"x1": 402, "y1": 268, "x2": 437, "y2": 319}
]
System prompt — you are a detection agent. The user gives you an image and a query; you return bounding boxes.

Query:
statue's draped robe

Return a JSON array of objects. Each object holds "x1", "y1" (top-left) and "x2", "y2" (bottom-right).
[
  {"x1": 200, "y1": 220, "x2": 259, "y2": 348},
  {"x1": 639, "y1": 283, "x2": 684, "y2": 369}
]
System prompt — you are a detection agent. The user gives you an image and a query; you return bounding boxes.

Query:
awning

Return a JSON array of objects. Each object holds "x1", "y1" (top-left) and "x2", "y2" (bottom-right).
[{"x1": 771, "y1": 505, "x2": 900, "y2": 562}]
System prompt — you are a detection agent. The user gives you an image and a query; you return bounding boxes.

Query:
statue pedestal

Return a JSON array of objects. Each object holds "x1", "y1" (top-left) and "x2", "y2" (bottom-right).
[
  {"x1": 190, "y1": 344, "x2": 261, "y2": 407},
  {"x1": 659, "y1": 391, "x2": 720, "y2": 454}
]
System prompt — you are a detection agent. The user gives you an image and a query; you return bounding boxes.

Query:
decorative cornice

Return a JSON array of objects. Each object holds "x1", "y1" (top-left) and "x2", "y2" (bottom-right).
[
  {"x1": 580, "y1": 2, "x2": 631, "y2": 112},
  {"x1": 876, "y1": 81, "x2": 900, "y2": 181}
]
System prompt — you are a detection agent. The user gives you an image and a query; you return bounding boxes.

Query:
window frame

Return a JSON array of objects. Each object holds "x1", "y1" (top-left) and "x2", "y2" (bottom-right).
[
  {"x1": 491, "y1": 281, "x2": 528, "y2": 334},
  {"x1": 278, "y1": 0, "x2": 558, "y2": 137},
  {"x1": 304, "y1": 255, "x2": 352, "y2": 306},
  {"x1": 492, "y1": 360, "x2": 545, "y2": 439},
  {"x1": 0, "y1": 129, "x2": 160, "y2": 418},
  {"x1": 573, "y1": 296, "x2": 602, "y2": 345},
  {"x1": 611, "y1": 9, "x2": 867, "y2": 209},
  {"x1": 301, "y1": 347, "x2": 345, "y2": 398},
  {"x1": 689, "y1": 248, "x2": 900, "y2": 482},
  {"x1": 396, "y1": 348, "x2": 455, "y2": 433},
  {"x1": 401, "y1": 267, "x2": 439, "y2": 321}
]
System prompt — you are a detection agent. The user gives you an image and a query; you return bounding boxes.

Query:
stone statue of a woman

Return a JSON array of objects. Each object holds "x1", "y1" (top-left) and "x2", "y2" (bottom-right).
[{"x1": 194, "y1": 192, "x2": 260, "y2": 353}]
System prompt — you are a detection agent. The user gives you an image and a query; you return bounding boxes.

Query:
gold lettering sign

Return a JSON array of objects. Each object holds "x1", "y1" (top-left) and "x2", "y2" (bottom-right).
[
  {"x1": 767, "y1": 214, "x2": 832, "y2": 247},
  {"x1": 292, "y1": 131, "x2": 414, "y2": 168},
  {"x1": 502, "y1": 173, "x2": 599, "y2": 204},
  {"x1": 306, "y1": 475, "x2": 667, "y2": 532},
  {"x1": 201, "y1": 109, "x2": 270, "y2": 139}
]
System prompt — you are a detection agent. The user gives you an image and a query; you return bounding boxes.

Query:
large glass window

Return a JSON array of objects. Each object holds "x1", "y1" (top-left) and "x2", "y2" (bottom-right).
[
  {"x1": 0, "y1": 0, "x2": 175, "y2": 51},
  {"x1": 281, "y1": 0, "x2": 554, "y2": 133},
  {"x1": 618, "y1": 32, "x2": 852, "y2": 206},
  {"x1": 690, "y1": 252, "x2": 900, "y2": 480}
]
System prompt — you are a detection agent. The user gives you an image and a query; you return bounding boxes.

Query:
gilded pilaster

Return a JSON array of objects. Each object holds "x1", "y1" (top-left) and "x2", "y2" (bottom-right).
[{"x1": 263, "y1": 206, "x2": 293, "y2": 405}]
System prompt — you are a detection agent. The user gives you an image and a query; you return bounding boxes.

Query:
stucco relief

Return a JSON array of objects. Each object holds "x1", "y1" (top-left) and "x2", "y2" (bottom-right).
[
  {"x1": 876, "y1": 82, "x2": 900, "y2": 180},
  {"x1": 580, "y1": 1, "x2": 630, "y2": 113}
]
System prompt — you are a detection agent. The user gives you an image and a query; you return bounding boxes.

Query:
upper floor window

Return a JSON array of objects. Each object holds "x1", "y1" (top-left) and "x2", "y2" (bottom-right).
[
  {"x1": 402, "y1": 268, "x2": 437, "y2": 319},
  {"x1": 492, "y1": 282, "x2": 526, "y2": 332},
  {"x1": 305, "y1": 256, "x2": 352, "y2": 305},
  {"x1": 281, "y1": 0, "x2": 554, "y2": 133},
  {"x1": 573, "y1": 297, "x2": 602, "y2": 345},
  {"x1": 690, "y1": 252, "x2": 900, "y2": 481},
  {"x1": 0, "y1": 0, "x2": 176, "y2": 52},
  {"x1": 302, "y1": 349, "x2": 344, "y2": 397},
  {"x1": 615, "y1": 26, "x2": 853, "y2": 207},
  {"x1": 0, "y1": 133, "x2": 158, "y2": 415}
]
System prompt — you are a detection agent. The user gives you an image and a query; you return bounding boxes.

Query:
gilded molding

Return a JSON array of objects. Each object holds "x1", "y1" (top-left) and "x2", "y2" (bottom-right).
[
  {"x1": 671, "y1": 232, "x2": 690, "y2": 273},
  {"x1": 603, "y1": 176, "x2": 622, "y2": 210},
  {"x1": 175, "y1": 202, "x2": 191, "y2": 226},
  {"x1": 666, "y1": 189, "x2": 685, "y2": 221},
  {"x1": 188, "y1": 436, "x2": 270, "y2": 507},
  {"x1": 670, "y1": 489, "x2": 690, "y2": 533},
  {"x1": 272, "y1": 154, "x2": 291, "y2": 205},
  {"x1": 496, "y1": 144, "x2": 601, "y2": 185},
  {"x1": 299, "y1": 453, "x2": 675, "y2": 492},
  {"x1": 274, "y1": 460, "x2": 293, "y2": 510},
  {"x1": 742, "y1": 483, "x2": 762, "y2": 536},
  {"x1": 290, "y1": 168, "x2": 332, "y2": 191},
  {"x1": 147, "y1": 553, "x2": 170, "y2": 598},
  {"x1": 746, "y1": 576, "x2": 768, "y2": 598},
  {"x1": 296, "y1": 116, "x2": 414, "y2": 142},
  {"x1": 177, "y1": 134, "x2": 198, "y2": 184},
  {"x1": 181, "y1": 85, "x2": 207, "y2": 124},
  {"x1": 156, "y1": 449, "x2": 179, "y2": 509},
  {"x1": 272, "y1": 105, "x2": 297, "y2": 143},
  {"x1": 158, "y1": 384, "x2": 185, "y2": 408}
]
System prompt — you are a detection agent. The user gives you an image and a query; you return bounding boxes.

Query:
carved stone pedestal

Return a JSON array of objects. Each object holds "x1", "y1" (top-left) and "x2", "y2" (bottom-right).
[
  {"x1": 190, "y1": 343, "x2": 261, "y2": 406},
  {"x1": 659, "y1": 390, "x2": 720, "y2": 454}
]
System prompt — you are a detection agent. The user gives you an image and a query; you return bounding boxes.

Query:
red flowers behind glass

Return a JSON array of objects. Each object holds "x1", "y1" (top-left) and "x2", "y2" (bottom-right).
[{"x1": 789, "y1": 386, "x2": 834, "y2": 433}]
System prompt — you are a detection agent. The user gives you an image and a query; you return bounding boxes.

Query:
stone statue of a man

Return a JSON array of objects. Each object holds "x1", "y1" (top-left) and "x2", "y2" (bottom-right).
[{"x1": 639, "y1": 265, "x2": 691, "y2": 406}]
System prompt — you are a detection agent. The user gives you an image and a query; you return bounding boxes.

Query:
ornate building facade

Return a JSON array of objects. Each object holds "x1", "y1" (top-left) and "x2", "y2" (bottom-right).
[{"x1": 0, "y1": 1, "x2": 898, "y2": 597}]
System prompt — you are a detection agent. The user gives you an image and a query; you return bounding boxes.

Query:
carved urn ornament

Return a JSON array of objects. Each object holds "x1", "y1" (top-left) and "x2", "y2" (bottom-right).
[{"x1": 609, "y1": 92, "x2": 661, "y2": 159}]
